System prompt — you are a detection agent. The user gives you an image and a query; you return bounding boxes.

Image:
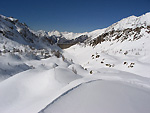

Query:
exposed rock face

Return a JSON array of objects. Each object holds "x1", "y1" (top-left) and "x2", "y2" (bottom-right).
[{"x1": 89, "y1": 26, "x2": 147, "y2": 46}]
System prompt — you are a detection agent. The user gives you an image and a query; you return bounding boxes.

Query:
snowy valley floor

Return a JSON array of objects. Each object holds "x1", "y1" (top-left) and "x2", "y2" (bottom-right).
[{"x1": 0, "y1": 46, "x2": 150, "y2": 113}]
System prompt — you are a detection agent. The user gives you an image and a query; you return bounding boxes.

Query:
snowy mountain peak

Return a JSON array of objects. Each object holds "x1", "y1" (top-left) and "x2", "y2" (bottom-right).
[
  {"x1": 36, "y1": 30, "x2": 49, "y2": 37},
  {"x1": 105, "y1": 12, "x2": 150, "y2": 32},
  {"x1": 48, "y1": 30, "x2": 62, "y2": 37},
  {"x1": 0, "y1": 14, "x2": 18, "y2": 24}
]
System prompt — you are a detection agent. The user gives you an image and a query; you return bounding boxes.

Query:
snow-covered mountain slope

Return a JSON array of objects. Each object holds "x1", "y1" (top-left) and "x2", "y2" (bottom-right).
[
  {"x1": 64, "y1": 12, "x2": 150, "y2": 77},
  {"x1": 105, "y1": 12, "x2": 150, "y2": 32},
  {"x1": 87, "y1": 13, "x2": 150, "y2": 46},
  {"x1": 0, "y1": 15, "x2": 54, "y2": 49},
  {"x1": 87, "y1": 12, "x2": 150, "y2": 40},
  {"x1": 0, "y1": 14, "x2": 62, "y2": 81}
]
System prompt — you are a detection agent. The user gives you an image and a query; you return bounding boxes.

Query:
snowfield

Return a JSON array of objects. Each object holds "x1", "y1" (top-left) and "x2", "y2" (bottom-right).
[
  {"x1": 0, "y1": 12, "x2": 150, "y2": 113},
  {"x1": 0, "y1": 56, "x2": 150, "y2": 113},
  {"x1": 40, "y1": 80, "x2": 150, "y2": 113}
]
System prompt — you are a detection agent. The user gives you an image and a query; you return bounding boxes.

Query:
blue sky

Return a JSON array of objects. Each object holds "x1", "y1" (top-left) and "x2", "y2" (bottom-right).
[{"x1": 1, "y1": 0, "x2": 150, "y2": 32}]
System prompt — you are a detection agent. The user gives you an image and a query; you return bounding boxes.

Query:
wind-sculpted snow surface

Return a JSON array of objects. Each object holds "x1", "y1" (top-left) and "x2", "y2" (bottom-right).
[
  {"x1": 39, "y1": 79, "x2": 100, "y2": 113},
  {"x1": 39, "y1": 80, "x2": 150, "y2": 113},
  {"x1": 0, "y1": 58, "x2": 82, "y2": 113}
]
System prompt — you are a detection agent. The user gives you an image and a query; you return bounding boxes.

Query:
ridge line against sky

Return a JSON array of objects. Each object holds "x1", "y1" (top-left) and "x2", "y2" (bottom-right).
[{"x1": 0, "y1": 0, "x2": 150, "y2": 33}]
